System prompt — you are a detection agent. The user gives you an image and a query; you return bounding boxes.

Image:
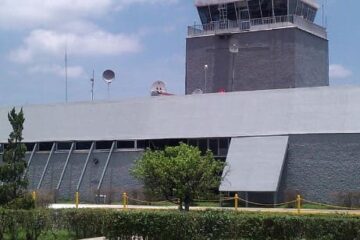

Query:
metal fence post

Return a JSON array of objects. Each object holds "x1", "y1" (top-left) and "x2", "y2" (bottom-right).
[
  {"x1": 75, "y1": 192, "x2": 79, "y2": 209},
  {"x1": 235, "y1": 193, "x2": 239, "y2": 211},
  {"x1": 297, "y1": 195, "x2": 301, "y2": 214},
  {"x1": 123, "y1": 192, "x2": 128, "y2": 209},
  {"x1": 32, "y1": 191, "x2": 36, "y2": 208}
]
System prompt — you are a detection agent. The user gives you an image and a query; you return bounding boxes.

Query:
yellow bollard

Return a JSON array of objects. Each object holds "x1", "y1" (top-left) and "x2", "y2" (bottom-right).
[
  {"x1": 296, "y1": 195, "x2": 301, "y2": 214},
  {"x1": 234, "y1": 193, "x2": 239, "y2": 211},
  {"x1": 75, "y1": 192, "x2": 79, "y2": 209},
  {"x1": 122, "y1": 192, "x2": 128, "y2": 209},
  {"x1": 32, "y1": 191, "x2": 36, "y2": 202}
]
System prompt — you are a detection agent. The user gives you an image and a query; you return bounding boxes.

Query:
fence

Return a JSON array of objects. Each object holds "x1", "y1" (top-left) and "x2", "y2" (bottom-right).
[{"x1": 31, "y1": 191, "x2": 360, "y2": 213}]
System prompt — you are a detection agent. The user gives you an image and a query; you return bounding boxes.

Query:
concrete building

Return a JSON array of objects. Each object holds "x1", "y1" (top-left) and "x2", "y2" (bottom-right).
[
  {"x1": 186, "y1": 0, "x2": 328, "y2": 94},
  {"x1": 0, "y1": 0, "x2": 358, "y2": 206}
]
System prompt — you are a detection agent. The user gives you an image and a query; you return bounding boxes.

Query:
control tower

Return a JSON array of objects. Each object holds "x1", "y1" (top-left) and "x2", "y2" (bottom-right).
[{"x1": 186, "y1": 0, "x2": 329, "y2": 94}]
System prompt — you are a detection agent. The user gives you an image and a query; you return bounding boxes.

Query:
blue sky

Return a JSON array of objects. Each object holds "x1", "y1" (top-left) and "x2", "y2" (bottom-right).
[{"x1": 0, "y1": 0, "x2": 358, "y2": 106}]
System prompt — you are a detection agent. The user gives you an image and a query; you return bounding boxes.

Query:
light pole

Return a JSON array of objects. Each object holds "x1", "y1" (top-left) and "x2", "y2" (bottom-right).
[
  {"x1": 204, "y1": 64, "x2": 208, "y2": 93},
  {"x1": 229, "y1": 43, "x2": 239, "y2": 91}
]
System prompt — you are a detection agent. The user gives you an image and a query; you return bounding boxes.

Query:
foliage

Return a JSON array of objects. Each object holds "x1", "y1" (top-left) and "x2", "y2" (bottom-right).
[
  {"x1": 131, "y1": 143, "x2": 225, "y2": 210},
  {"x1": 5, "y1": 193, "x2": 35, "y2": 210},
  {"x1": 1, "y1": 209, "x2": 360, "y2": 240},
  {"x1": 0, "y1": 108, "x2": 29, "y2": 207}
]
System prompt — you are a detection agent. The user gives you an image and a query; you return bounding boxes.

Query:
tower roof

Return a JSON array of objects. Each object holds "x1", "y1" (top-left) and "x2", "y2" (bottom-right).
[{"x1": 195, "y1": 0, "x2": 319, "y2": 9}]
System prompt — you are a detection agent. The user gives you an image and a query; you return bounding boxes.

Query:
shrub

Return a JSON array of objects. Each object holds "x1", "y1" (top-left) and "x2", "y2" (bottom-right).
[
  {"x1": 4, "y1": 194, "x2": 35, "y2": 210},
  {"x1": 0, "y1": 209, "x2": 360, "y2": 239}
]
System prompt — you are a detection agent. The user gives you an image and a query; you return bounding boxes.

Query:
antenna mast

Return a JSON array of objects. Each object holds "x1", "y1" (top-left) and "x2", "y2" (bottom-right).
[
  {"x1": 90, "y1": 70, "x2": 95, "y2": 101},
  {"x1": 65, "y1": 44, "x2": 68, "y2": 103}
]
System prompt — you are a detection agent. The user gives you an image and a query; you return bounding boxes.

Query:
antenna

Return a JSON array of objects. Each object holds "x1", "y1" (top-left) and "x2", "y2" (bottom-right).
[
  {"x1": 321, "y1": 0, "x2": 325, "y2": 27},
  {"x1": 192, "y1": 89, "x2": 203, "y2": 95},
  {"x1": 65, "y1": 44, "x2": 68, "y2": 103},
  {"x1": 325, "y1": 0, "x2": 328, "y2": 28},
  {"x1": 102, "y1": 69, "x2": 115, "y2": 99},
  {"x1": 150, "y1": 81, "x2": 167, "y2": 96},
  {"x1": 90, "y1": 70, "x2": 95, "y2": 101}
]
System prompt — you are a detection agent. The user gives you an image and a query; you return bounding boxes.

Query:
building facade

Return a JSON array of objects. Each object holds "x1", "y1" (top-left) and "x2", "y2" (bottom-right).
[{"x1": 1, "y1": 0, "x2": 358, "y2": 206}]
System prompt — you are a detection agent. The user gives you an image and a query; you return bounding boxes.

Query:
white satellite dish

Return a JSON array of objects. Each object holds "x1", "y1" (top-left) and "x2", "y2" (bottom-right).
[
  {"x1": 229, "y1": 43, "x2": 239, "y2": 53},
  {"x1": 151, "y1": 81, "x2": 167, "y2": 96},
  {"x1": 103, "y1": 69, "x2": 115, "y2": 83},
  {"x1": 192, "y1": 89, "x2": 204, "y2": 95},
  {"x1": 103, "y1": 69, "x2": 115, "y2": 99}
]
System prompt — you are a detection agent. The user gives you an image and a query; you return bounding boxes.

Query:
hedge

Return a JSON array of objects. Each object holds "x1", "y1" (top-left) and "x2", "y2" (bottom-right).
[{"x1": 0, "y1": 209, "x2": 360, "y2": 240}]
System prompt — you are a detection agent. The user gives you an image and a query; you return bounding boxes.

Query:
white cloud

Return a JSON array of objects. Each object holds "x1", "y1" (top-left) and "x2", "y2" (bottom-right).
[
  {"x1": 0, "y1": 0, "x2": 112, "y2": 29},
  {"x1": 28, "y1": 64, "x2": 85, "y2": 78},
  {"x1": 329, "y1": 64, "x2": 353, "y2": 79},
  {"x1": 9, "y1": 29, "x2": 141, "y2": 63},
  {"x1": 0, "y1": 0, "x2": 177, "y2": 30}
]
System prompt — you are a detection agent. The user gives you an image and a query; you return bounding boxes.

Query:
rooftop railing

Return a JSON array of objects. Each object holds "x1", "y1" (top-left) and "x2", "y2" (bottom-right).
[{"x1": 188, "y1": 15, "x2": 327, "y2": 39}]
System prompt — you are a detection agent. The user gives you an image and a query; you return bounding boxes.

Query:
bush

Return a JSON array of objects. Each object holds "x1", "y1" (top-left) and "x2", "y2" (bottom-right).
[
  {"x1": 4, "y1": 194, "x2": 35, "y2": 210},
  {"x1": 0, "y1": 209, "x2": 360, "y2": 239}
]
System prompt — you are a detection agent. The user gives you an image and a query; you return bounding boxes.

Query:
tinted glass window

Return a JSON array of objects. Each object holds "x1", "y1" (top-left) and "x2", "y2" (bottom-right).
[
  {"x1": 260, "y1": 0, "x2": 273, "y2": 17},
  {"x1": 248, "y1": 0, "x2": 262, "y2": 19},
  {"x1": 39, "y1": 142, "x2": 54, "y2": 151},
  {"x1": 96, "y1": 141, "x2": 113, "y2": 150},
  {"x1": 209, "y1": 5, "x2": 220, "y2": 22},
  {"x1": 209, "y1": 139, "x2": 219, "y2": 156},
  {"x1": 198, "y1": 139, "x2": 208, "y2": 154},
  {"x1": 25, "y1": 143, "x2": 36, "y2": 152},
  {"x1": 57, "y1": 142, "x2": 72, "y2": 151},
  {"x1": 227, "y1": 3, "x2": 237, "y2": 21},
  {"x1": 219, "y1": 138, "x2": 230, "y2": 156},
  {"x1": 76, "y1": 142, "x2": 92, "y2": 150},
  {"x1": 117, "y1": 141, "x2": 135, "y2": 149},
  {"x1": 198, "y1": 6, "x2": 211, "y2": 24},
  {"x1": 188, "y1": 139, "x2": 198, "y2": 147},
  {"x1": 137, "y1": 140, "x2": 149, "y2": 149},
  {"x1": 274, "y1": 0, "x2": 287, "y2": 16}
]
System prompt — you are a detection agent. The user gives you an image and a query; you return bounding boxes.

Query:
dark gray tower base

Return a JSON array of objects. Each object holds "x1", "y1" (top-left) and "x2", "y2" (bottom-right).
[{"x1": 186, "y1": 27, "x2": 329, "y2": 94}]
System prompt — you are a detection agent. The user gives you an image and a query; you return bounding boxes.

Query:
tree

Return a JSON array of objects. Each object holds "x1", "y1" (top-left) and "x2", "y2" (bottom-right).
[
  {"x1": 132, "y1": 143, "x2": 225, "y2": 211},
  {"x1": 0, "y1": 108, "x2": 28, "y2": 206}
]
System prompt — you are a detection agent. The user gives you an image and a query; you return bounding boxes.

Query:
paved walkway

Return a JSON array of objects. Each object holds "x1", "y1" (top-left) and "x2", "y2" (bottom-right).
[{"x1": 49, "y1": 204, "x2": 360, "y2": 215}]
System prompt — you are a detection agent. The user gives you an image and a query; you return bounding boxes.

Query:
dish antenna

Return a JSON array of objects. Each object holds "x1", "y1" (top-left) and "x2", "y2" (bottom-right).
[
  {"x1": 192, "y1": 89, "x2": 204, "y2": 95},
  {"x1": 103, "y1": 69, "x2": 115, "y2": 99},
  {"x1": 229, "y1": 43, "x2": 239, "y2": 53},
  {"x1": 151, "y1": 81, "x2": 167, "y2": 96}
]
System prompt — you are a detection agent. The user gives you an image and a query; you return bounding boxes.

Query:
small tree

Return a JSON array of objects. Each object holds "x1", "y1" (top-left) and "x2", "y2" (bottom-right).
[
  {"x1": 0, "y1": 108, "x2": 28, "y2": 206},
  {"x1": 132, "y1": 143, "x2": 225, "y2": 211}
]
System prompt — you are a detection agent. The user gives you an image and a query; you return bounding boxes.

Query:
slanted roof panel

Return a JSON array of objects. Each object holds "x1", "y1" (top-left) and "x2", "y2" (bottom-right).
[{"x1": 220, "y1": 136, "x2": 289, "y2": 192}]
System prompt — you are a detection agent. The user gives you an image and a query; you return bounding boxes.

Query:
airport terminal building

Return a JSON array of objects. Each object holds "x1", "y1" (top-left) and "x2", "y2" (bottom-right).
[{"x1": 1, "y1": 0, "x2": 360, "y2": 205}]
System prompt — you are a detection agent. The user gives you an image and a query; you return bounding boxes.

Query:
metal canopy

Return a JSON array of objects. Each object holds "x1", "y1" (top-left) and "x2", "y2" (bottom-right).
[{"x1": 220, "y1": 136, "x2": 289, "y2": 192}]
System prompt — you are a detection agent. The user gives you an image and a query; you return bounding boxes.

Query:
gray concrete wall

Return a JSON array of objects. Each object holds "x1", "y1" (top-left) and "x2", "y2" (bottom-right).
[
  {"x1": 57, "y1": 152, "x2": 87, "y2": 201},
  {"x1": 99, "y1": 151, "x2": 143, "y2": 203},
  {"x1": 279, "y1": 134, "x2": 360, "y2": 205},
  {"x1": 186, "y1": 27, "x2": 329, "y2": 94},
  {"x1": 27, "y1": 153, "x2": 49, "y2": 190},
  {"x1": 23, "y1": 150, "x2": 143, "y2": 203},
  {"x1": 40, "y1": 152, "x2": 67, "y2": 191},
  {"x1": 294, "y1": 30, "x2": 329, "y2": 88},
  {"x1": 19, "y1": 133, "x2": 360, "y2": 205}
]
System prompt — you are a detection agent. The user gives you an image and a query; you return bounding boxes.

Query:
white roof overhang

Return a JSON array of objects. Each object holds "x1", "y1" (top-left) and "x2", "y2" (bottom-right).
[{"x1": 1, "y1": 86, "x2": 360, "y2": 143}]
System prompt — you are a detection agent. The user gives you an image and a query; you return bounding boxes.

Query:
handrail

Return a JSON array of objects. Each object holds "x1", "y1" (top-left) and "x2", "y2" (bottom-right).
[{"x1": 188, "y1": 15, "x2": 326, "y2": 39}]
